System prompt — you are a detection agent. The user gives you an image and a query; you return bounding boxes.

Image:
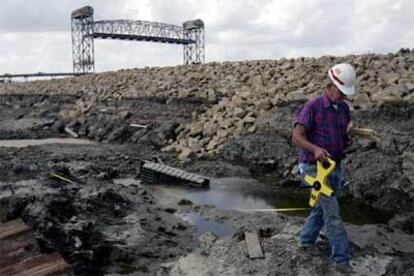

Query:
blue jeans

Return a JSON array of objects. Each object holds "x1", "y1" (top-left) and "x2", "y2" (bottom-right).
[{"x1": 298, "y1": 162, "x2": 350, "y2": 264}]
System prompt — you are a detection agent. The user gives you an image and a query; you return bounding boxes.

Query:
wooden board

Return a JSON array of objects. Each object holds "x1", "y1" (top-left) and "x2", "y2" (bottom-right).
[
  {"x1": 0, "y1": 219, "x2": 30, "y2": 240},
  {"x1": 0, "y1": 219, "x2": 72, "y2": 275},
  {"x1": 245, "y1": 230, "x2": 264, "y2": 259},
  {"x1": 0, "y1": 253, "x2": 72, "y2": 276}
]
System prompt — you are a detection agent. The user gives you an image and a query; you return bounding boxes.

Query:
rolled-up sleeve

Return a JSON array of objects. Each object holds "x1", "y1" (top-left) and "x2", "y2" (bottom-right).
[{"x1": 294, "y1": 103, "x2": 313, "y2": 130}]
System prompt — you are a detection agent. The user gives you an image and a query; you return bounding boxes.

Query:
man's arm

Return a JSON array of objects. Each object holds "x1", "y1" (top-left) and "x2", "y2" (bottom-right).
[{"x1": 292, "y1": 124, "x2": 331, "y2": 161}]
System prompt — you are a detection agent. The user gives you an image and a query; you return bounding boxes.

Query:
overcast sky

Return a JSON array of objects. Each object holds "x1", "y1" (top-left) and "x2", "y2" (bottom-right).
[{"x1": 0, "y1": 0, "x2": 413, "y2": 74}]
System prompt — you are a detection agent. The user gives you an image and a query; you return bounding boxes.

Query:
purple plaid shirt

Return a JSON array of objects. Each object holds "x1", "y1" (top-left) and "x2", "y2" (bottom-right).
[{"x1": 294, "y1": 92, "x2": 350, "y2": 163}]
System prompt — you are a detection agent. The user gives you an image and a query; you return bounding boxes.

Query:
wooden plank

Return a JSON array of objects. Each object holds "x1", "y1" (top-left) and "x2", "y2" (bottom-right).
[
  {"x1": 22, "y1": 253, "x2": 72, "y2": 276},
  {"x1": 0, "y1": 219, "x2": 31, "y2": 240},
  {"x1": 0, "y1": 219, "x2": 72, "y2": 275},
  {"x1": 0, "y1": 253, "x2": 71, "y2": 276},
  {"x1": 350, "y1": 127, "x2": 380, "y2": 143},
  {"x1": 0, "y1": 237, "x2": 36, "y2": 268},
  {"x1": 245, "y1": 230, "x2": 264, "y2": 259}
]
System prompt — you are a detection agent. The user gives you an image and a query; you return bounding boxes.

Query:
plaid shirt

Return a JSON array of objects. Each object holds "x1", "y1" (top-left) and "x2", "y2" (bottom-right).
[{"x1": 294, "y1": 92, "x2": 350, "y2": 163}]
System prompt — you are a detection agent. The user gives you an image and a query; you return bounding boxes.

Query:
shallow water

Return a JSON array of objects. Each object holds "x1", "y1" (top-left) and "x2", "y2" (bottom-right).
[
  {"x1": 145, "y1": 177, "x2": 393, "y2": 226},
  {"x1": 0, "y1": 138, "x2": 96, "y2": 147},
  {"x1": 178, "y1": 212, "x2": 235, "y2": 240}
]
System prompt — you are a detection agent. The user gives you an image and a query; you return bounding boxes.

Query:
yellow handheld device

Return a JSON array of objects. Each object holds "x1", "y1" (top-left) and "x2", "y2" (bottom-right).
[{"x1": 303, "y1": 158, "x2": 336, "y2": 207}]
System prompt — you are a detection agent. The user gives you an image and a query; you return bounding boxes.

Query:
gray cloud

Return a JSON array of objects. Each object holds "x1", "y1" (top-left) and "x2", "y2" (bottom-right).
[
  {"x1": 146, "y1": 0, "x2": 200, "y2": 25},
  {"x1": 0, "y1": 0, "x2": 138, "y2": 32},
  {"x1": 0, "y1": 32, "x2": 71, "y2": 73},
  {"x1": 352, "y1": 0, "x2": 414, "y2": 53},
  {"x1": 0, "y1": 0, "x2": 413, "y2": 74}
]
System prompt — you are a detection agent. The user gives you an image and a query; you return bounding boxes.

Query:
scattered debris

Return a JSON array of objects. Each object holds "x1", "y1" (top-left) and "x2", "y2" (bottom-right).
[
  {"x1": 64, "y1": 126, "x2": 79, "y2": 138},
  {"x1": 49, "y1": 172, "x2": 76, "y2": 184},
  {"x1": 154, "y1": 155, "x2": 164, "y2": 164},
  {"x1": 130, "y1": 123, "x2": 147, "y2": 128}
]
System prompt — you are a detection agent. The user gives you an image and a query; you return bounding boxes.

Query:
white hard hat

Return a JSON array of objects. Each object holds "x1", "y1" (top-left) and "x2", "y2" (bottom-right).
[{"x1": 328, "y1": 63, "x2": 356, "y2": 96}]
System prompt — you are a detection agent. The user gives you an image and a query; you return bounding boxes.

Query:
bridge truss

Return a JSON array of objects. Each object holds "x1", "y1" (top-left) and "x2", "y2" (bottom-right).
[{"x1": 71, "y1": 6, "x2": 205, "y2": 73}]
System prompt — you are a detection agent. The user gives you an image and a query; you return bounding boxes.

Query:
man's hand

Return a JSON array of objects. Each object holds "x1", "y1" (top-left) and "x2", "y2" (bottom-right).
[
  {"x1": 346, "y1": 121, "x2": 353, "y2": 147},
  {"x1": 347, "y1": 121, "x2": 353, "y2": 134},
  {"x1": 346, "y1": 135, "x2": 353, "y2": 147},
  {"x1": 313, "y1": 147, "x2": 331, "y2": 161},
  {"x1": 293, "y1": 125, "x2": 332, "y2": 161}
]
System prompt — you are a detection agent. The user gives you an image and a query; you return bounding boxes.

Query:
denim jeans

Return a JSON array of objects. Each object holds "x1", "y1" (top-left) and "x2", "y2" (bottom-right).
[{"x1": 298, "y1": 162, "x2": 350, "y2": 264}]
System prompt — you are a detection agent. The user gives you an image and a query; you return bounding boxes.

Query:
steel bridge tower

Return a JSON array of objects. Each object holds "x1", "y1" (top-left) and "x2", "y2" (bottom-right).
[
  {"x1": 71, "y1": 6, "x2": 205, "y2": 74},
  {"x1": 183, "y1": 19, "x2": 205, "y2": 65},
  {"x1": 71, "y1": 6, "x2": 95, "y2": 74}
]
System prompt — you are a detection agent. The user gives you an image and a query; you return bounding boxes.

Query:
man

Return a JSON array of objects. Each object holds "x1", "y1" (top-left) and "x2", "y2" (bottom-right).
[{"x1": 292, "y1": 63, "x2": 356, "y2": 273}]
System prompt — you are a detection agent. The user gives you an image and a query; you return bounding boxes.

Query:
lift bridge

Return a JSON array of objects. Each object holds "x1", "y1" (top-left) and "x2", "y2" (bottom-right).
[{"x1": 71, "y1": 6, "x2": 205, "y2": 73}]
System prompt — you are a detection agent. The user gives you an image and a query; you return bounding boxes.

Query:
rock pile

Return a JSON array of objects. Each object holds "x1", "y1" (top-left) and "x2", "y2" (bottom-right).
[{"x1": 1, "y1": 49, "x2": 413, "y2": 159}]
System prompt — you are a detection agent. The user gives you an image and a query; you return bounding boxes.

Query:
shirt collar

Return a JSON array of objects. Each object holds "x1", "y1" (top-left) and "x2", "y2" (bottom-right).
[{"x1": 322, "y1": 91, "x2": 333, "y2": 108}]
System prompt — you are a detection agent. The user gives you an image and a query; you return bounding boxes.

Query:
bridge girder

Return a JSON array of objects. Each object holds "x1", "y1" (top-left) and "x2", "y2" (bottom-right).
[{"x1": 71, "y1": 6, "x2": 205, "y2": 73}]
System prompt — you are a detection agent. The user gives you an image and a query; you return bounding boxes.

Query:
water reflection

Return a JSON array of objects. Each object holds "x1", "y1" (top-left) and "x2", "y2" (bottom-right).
[{"x1": 185, "y1": 177, "x2": 308, "y2": 211}]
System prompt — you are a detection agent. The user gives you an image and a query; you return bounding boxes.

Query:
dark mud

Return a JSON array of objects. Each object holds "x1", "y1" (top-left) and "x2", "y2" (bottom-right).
[
  {"x1": 2, "y1": 178, "x2": 196, "y2": 275},
  {"x1": 0, "y1": 95, "x2": 78, "y2": 139},
  {"x1": 1, "y1": 94, "x2": 413, "y2": 275}
]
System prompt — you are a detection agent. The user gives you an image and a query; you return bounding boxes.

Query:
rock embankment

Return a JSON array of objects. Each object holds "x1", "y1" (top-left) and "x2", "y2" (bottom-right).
[{"x1": 1, "y1": 49, "x2": 413, "y2": 157}]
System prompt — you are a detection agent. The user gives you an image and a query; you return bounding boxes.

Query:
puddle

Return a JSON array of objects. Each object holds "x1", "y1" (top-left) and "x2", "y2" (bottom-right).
[
  {"x1": 178, "y1": 212, "x2": 235, "y2": 240},
  {"x1": 148, "y1": 177, "x2": 309, "y2": 214},
  {"x1": 146, "y1": 177, "x2": 393, "y2": 225},
  {"x1": 0, "y1": 138, "x2": 96, "y2": 147}
]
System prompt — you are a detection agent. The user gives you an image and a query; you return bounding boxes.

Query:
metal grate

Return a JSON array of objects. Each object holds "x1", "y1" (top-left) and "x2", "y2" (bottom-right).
[{"x1": 139, "y1": 161, "x2": 209, "y2": 187}]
